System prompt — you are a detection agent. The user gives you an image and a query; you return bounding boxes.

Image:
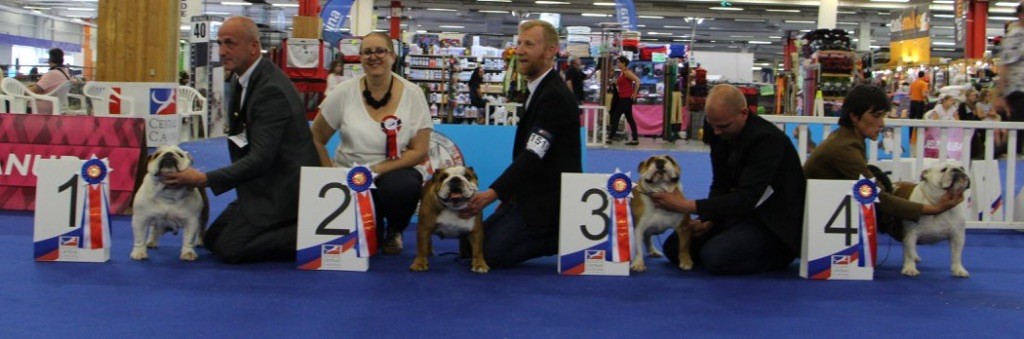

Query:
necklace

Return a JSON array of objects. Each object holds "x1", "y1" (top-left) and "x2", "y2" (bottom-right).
[{"x1": 363, "y1": 76, "x2": 394, "y2": 109}]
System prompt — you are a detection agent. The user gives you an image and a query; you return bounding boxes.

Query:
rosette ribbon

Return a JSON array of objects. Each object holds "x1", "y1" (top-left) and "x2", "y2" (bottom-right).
[
  {"x1": 380, "y1": 115, "x2": 402, "y2": 160},
  {"x1": 80, "y1": 158, "x2": 111, "y2": 249},
  {"x1": 853, "y1": 178, "x2": 879, "y2": 267},
  {"x1": 348, "y1": 165, "x2": 377, "y2": 257},
  {"x1": 605, "y1": 170, "x2": 634, "y2": 263}
]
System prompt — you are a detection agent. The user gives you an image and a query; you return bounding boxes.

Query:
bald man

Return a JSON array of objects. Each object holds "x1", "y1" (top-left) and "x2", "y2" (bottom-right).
[
  {"x1": 163, "y1": 17, "x2": 319, "y2": 263},
  {"x1": 650, "y1": 84, "x2": 806, "y2": 275}
]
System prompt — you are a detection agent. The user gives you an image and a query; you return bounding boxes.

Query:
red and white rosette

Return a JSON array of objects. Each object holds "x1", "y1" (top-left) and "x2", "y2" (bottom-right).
[
  {"x1": 605, "y1": 169, "x2": 634, "y2": 263},
  {"x1": 80, "y1": 157, "x2": 111, "y2": 249},
  {"x1": 853, "y1": 177, "x2": 879, "y2": 267},
  {"x1": 380, "y1": 115, "x2": 402, "y2": 160},
  {"x1": 348, "y1": 165, "x2": 377, "y2": 257}
]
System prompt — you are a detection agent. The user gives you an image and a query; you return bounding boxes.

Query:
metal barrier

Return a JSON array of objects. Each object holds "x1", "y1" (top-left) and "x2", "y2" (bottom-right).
[
  {"x1": 580, "y1": 104, "x2": 608, "y2": 146},
  {"x1": 762, "y1": 115, "x2": 1024, "y2": 230}
]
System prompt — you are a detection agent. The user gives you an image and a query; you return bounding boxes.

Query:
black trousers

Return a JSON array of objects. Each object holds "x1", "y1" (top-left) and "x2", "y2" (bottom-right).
[
  {"x1": 479, "y1": 202, "x2": 558, "y2": 268},
  {"x1": 1007, "y1": 92, "x2": 1024, "y2": 153},
  {"x1": 609, "y1": 97, "x2": 638, "y2": 141},
  {"x1": 909, "y1": 100, "x2": 925, "y2": 120},
  {"x1": 203, "y1": 202, "x2": 297, "y2": 264},
  {"x1": 372, "y1": 167, "x2": 423, "y2": 245},
  {"x1": 662, "y1": 218, "x2": 795, "y2": 275}
]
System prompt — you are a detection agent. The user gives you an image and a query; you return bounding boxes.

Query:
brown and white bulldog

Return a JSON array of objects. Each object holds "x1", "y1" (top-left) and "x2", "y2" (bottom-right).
[
  {"x1": 630, "y1": 155, "x2": 693, "y2": 272},
  {"x1": 130, "y1": 145, "x2": 209, "y2": 261},
  {"x1": 409, "y1": 166, "x2": 489, "y2": 273}
]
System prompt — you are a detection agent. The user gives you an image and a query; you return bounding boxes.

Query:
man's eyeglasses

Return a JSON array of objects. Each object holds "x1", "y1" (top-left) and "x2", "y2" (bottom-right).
[{"x1": 360, "y1": 48, "x2": 391, "y2": 58}]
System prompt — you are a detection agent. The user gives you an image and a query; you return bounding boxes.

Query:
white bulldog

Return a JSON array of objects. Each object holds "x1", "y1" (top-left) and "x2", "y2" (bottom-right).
[
  {"x1": 130, "y1": 145, "x2": 209, "y2": 261},
  {"x1": 630, "y1": 155, "x2": 693, "y2": 272},
  {"x1": 900, "y1": 160, "x2": 971, "y2": 278}
]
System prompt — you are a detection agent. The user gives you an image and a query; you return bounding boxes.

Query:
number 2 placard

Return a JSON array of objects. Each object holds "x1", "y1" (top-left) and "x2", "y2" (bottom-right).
[
  {"x1": 557, "y1": 173, "x2": 631, "y2": 276},
  {"x1": 296, "y1": 166, "x2": 370, "y2": 272},
  {"x1": 33, "y1": 157, "x2": 112, "y2": 263},
  {"x1": 800, "y1": 179, "x2": 875, "y2": 280}
]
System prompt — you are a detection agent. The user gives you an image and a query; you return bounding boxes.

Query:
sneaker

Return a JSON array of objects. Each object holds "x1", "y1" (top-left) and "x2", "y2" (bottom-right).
[
  {"x1": 382, "y1": 233, "x2": 403, "y2": 255},
  {"x1": 625, "y1": 140, "x2": 639, "y2": 145}
]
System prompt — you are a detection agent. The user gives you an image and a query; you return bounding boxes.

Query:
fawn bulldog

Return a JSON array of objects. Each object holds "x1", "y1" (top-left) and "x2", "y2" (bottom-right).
[
  {"x1": 130, "y1": 145, "x2": 209, "y2": 261},
  {"x1": 898, "y1": 160, "x2": 971, "y2": 278},
  {"x1": 409, "y1": 166, "x2": 489, "y2": 273},
  {"x1": 630, "y1": 155, "x2": 693, "y2": 272}
]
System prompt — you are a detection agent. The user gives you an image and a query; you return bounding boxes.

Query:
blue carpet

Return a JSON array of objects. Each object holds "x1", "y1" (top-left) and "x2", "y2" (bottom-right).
[{"x1": 1, "y1": 139, "x2": 1023, "y2": 337}]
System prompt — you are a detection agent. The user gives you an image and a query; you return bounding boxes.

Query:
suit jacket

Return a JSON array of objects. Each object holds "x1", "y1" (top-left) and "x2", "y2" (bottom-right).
[
  {"x1": 207, "y1": 58, "x2": 320, "y2": 228},
  {"x1": 694, "y1": 113, "x2": 806, "y2": 254},
  {"x1": 803, "y1": 126, "x2": 923, "y2": 221},
  {"x1": 491, "y1": 70, "x2": 582, "y2": 230}
]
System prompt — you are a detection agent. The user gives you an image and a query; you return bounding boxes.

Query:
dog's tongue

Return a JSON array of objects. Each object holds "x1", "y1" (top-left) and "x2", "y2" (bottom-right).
[{"x1": 449, "y1": 192, "x2": 463, "y2": 200}]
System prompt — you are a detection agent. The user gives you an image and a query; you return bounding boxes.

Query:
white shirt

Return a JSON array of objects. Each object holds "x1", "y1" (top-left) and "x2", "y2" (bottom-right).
[
  {"x1": 525, "y1": 68, "x2": 554, "y2": 109},
  {"x1": 319, "y1": 73, "x2": 434, "y2": 167},
  {"x1": 327, "y1": 73, "x2": 352, "y2": 93},
  {"x1": 236, "y1": 56, "x2": 263, "y2": 105}
]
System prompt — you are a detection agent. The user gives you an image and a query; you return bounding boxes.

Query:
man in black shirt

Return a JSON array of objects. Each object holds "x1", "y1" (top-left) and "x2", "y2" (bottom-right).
[{"x1": 564, "y1": 56, "x2": 586, "y2": 104}]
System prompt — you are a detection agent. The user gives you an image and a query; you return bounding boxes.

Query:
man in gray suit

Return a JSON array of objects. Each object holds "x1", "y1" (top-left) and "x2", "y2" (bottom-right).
[{"x1": 164, "y1": 17, "x2": 319, "y2": 263}]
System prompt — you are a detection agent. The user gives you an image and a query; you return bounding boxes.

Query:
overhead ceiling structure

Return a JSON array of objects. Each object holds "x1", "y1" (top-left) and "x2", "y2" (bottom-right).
[{"x1": 2, "y1": 0, "x2": 1021, "y2": 65}]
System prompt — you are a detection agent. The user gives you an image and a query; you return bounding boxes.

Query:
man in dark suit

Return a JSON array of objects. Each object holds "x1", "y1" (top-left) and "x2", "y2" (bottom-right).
[
  {"x1": 464, "y1": 20, "x2": 582, "y2": 268},
  {"x1": 651, "y1": 84, "x2": 805, "y2": 275},
  {"x1": 163, "y1": 17, "x2": 319, "y2": 263}
]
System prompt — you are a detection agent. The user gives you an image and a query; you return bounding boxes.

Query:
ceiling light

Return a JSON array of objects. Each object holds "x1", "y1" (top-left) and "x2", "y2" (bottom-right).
[
  {"x1": 24, "y1": 6, "x2": 51, "y2": 10},
  {"x1": 710, "y1": 7, "x2": 743, "y2": 11},
  {"x1": 639, "y1": 15, "x2": 664, "y2": 19},
  {"x1": 426, "y1": 8, "x2": 457, "y2": 12},
  {"x1": 439, "y1": 25, "x2": 465, "y2": 29},
  {"x1": 648, "y1": 32, "x2": 672, "y2": 35},
  {"x1": 935, "y1": 48, "x2": 956, "y2": 51},
  {"x1": 766, "y1": 9, "x2": 800, "y2": 13},
  {"x1": 932, "y1": 0, "x2": 954, "y2": 4},
  {"x1": 749, "y1": 41, "x2": 772, "y2": 44},
  {"x1": 180, "y1": 25, "x2": 189, "y2": 30},
  {"x1": 416, "y1": 30, "x2": 428, "y2": 33},
  {"x1": 477, "y1": 0, "x2": 512, "y2": 2},
  {"x1": 995, "y1": 2, "x2": 1019, "y2": 7},
  {"x1": 730, "y1": 35, "x2": 754, "y2": 38},
  {"x1": 933, "y1": 41, "x2": 955, "y2": 45},
  {"x1": 933, "y1": 14, "x2": 955, "y2": 18},
  {"x1": 535, "y1": 1, "x2": 570, "y2": 4},
  {"x1": 664, "y1": 25, "x2": 688, "y2": 29},
  {"x1": 769, "y1": 36, "x2": 782, "y2": 39},
  {"x1": 838, "y1": 11, "x2": 856, "y2": 15},
  {"x1": 479, "y1": 10, "x2": 508, "y2": 14},
  {"x1": 582, "y1": 13, "x2": 610, "y2": 17},
  {"x1": 990, "y1": 16, "x2": 1018, "y2": 21},
  {"x1": 272, "y1": 4, "x2": 299, "y2": 7},
  {"x1": 205, "y1": 11, "x2": 231, "y2": 15},
  {"x1": 735, "y1": 19, "x2": 764, "y2": 23},
  {"x1": 221, "y1": 1, "x2": 251, "y2": 5},
  {"x1": 785, "y1": 20, "x2": 815, "y2": 24},
  {"x1": 594, "y1": 2, "x2": 615, "y2": 5},
  {"x1": 870, "y1": 0, "x2": 909, "y2": 3},
  {"x1": 66, "y1": 7, "x2": 95, "y2": 11},
  {"x1": 636, "y1": 24, "x2": 646, "y2": 27}
]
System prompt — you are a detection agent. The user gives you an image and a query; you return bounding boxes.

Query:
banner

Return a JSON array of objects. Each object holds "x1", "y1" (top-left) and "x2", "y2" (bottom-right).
[
  {"x1": 614, "y1": 0, "x2": 638, "y2": 32},
  {"x1": 954, "y1": 0, "x2": 968, "y2": 44},
  {"x1": 889, "y1": 4, "x2": 930, "y2": 42},
  {"x1": 322, "y1": 0, "x2": 354, "y2": 48}
]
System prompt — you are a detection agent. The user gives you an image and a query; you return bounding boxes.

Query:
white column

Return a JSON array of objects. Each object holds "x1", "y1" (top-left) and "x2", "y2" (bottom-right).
[
  {"x1": 817, "y1": 0, "x2": 838, "y2": 29},
  {"x1": 351, "y1": 0, "x2": 375, "y2": 36},
  {"x1": 857, "y1": 21, "x2": 872, "y2": 52}
]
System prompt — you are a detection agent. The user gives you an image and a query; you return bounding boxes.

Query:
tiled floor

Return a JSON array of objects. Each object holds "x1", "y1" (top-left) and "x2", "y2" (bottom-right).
[{"x1": 598, "y1": 136, "x2": 710, "y2": 152}]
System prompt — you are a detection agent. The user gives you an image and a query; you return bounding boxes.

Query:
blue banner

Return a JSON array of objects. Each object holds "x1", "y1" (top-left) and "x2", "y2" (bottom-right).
[
  {"x1": 614, "y1": 0, "x2": 638, "y2": 31},
  {"x1": 321, "y1": 0, "x2": 354, "y2": 45}
]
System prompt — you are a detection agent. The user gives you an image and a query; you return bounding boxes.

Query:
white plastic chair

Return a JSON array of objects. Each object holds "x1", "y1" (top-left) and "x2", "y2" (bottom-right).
[
  {"x1": 1, "y1": 78, "x2": 31, "y2": 114},
  {"x1": 83, "y1": 82, "x2": 136, "y2": 116},
  {"x1": 27, "y1": 81, "x2": 73, "y2": 115},
  {"x1": 177, "y1": 86, "x2": 208, "y2": 139}
]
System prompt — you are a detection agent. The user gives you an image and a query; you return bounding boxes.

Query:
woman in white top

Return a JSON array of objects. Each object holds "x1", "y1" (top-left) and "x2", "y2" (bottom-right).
[
  {"x1": 311, "y1": 32, "x2": 434, "y2": 255},
  {"x1": 326, "y1": 58, "x2": 350, "y2": 93},
  {"x1": 923, "y1": 94, "x2": 963, "y2": 158},
  {"x1": 978, "y1": 89, "x2": 1008, "y2": 149}
]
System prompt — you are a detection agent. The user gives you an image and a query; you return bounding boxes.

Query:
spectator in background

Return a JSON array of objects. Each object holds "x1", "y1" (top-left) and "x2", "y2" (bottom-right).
[
  {"x1": 468, "y1": 66, "x2": 487, "y2": 123},
  {"x1": 608, "y1": 55, "x2": 640, "y2": 145},
  {"x1": 326, "y1": 58, "x2": 350, "y2": 93},
  {"x1": 909, "y1": 71, "x2": 929, "y2": 120},
  {"x1": 999, "y1": 3, "x2": 1024, "y2": 153},
  {"x1": 564, "y1": 56, "x2": 585, "y2": 104},
  {"x1": 27, "y1": 48, "x2": 71, "y2": 114}
]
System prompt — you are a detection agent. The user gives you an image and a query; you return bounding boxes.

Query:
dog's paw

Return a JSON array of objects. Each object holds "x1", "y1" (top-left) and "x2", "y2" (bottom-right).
[
  {"x1": 952, "y1": 265, "x2": 970, "y2": 278},
  {"x1": 679, "y1": 258, "x2": 694, "y2": 271},
  {"x1": 146, "y1": 240, "x2": 159, "y2": 249},
  {"x1": 471, "y1": 261, "x2": 490, "y2": 274},
  {"x1": 630, "y1": 262, "x2": 647, "y2": 272},
  {"x1": 179, "y1": 249, "x2": 198, "y2": 261},
  {"x1": 409, "y1": 258, "x2": 429, "y2": 272},
  {"x1": 901, "y1": 266, "x2": 920, "y2": 277},
  {"x1": 129, "y1": 248, "x2": 148, "y2": 261},
  {"x1": 648, "y1": 249, "x2": 664, "y2": 258},
  {"x1": 914, "y1": 255, "x2": 921, "y2": 263}
]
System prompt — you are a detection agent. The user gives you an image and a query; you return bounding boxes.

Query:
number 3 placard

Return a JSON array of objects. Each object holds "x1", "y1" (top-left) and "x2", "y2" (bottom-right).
[
  {"x1": 296, "y1": 166, "x2": 371, "y2": 272},
  {"x1": 33, "y1": 157, "x2": 112, "y2": 263},
  {"x1": 800, "y1": 179, "x2": 875, "y2": 280},
  {"x1": 557, "y1": 173, "x2": 631, "y2": 276}
]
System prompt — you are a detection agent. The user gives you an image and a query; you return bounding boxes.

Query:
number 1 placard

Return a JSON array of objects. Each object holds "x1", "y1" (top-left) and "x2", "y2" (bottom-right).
[
  {"x1": 33, "y1": 157, "x2": 112, "y2": 263},
  {"x1": 296, "y1": 166, "x2": 370, "y2": 272},
  {"x1": 557, "y1": 173, "x2": 631, "y2": 276},
  {"x1": 800, "y1": 179, "x2": 874, "y2": 280}
]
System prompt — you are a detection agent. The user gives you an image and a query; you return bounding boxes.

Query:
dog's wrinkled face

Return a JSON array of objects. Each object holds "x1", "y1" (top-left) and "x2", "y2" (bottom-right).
[
  {"x1": 920, "y1": 160, "x2": 970, "y2": 195},
  {"x1": 147, "y1": 145, "x2": 193, "y2": 176},
  {"x1": 637, "y1": 155, "x2": 681, "y2": 193},
  {"x1": 433, "y1": 166, "x2": 479, "y2": 210}
]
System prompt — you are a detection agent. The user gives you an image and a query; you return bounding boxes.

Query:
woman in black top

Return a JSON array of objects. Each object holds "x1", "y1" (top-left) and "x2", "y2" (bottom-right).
[{"x1": 468, "y1": 66, "x2": 486, "y2": 123}]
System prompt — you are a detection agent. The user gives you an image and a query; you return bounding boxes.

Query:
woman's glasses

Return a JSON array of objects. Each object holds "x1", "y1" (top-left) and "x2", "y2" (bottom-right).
[{"x1": 360, "y1": 48, "x2": 391, "y2": 58}]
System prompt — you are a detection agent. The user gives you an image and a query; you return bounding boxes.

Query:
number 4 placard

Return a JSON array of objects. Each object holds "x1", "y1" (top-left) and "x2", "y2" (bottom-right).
[
  {"x1": 296, "y1": 166, "x2": 373, "y2": 272},
  {"x1": 557, "y1": 173, "x2": 632, "y2": 276},
  {"x1": 800, "y1": 179, "x2": 877, "y2": 280},
  {"x1": 33, "y1": 157, "x2": 112, "y2": 263}
]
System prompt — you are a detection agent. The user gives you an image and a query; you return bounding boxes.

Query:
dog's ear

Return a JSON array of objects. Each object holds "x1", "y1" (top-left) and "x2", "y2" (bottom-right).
[
  {"x1": 637, "y1": 158, "x2": 648, "y2": 172},
  {"x1": 465, "y1": 166, "x2": 477, "y2": 182}
]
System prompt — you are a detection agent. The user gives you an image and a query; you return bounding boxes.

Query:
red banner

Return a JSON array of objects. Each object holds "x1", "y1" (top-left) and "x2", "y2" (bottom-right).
[{"x1": 0, "y1": 115, "x2": 145, "y2": 214}]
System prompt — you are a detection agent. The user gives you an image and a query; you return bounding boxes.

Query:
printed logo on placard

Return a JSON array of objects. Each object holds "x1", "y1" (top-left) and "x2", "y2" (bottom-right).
[
  {"x1": 585, "y1": 249, "x2": 605, "y2": 273},
  {"x1": 59, "y1": 236, "x2": 79, "y2": 259},
  {"x1": 150, "y1": 88, "x2": 177, "y2": 115},
  {"x1": 60, "y1": 236, "x2": 79, "y2": 247},
  {"x1": 321, "y1": 244, "x2": 343, "y2": 269},
  {"x1": 831, "y1": 255, "x2": 852, "y2": 266}
]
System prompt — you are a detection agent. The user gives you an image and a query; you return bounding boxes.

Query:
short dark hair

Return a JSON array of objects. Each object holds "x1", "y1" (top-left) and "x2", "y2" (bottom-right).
[
  {"x1": 48, "y1": 48, "x2": 64, "y2": 65},
  {"x1": 616, "y1": 55, "x2": 630, "y2": 67},
  {"x1": 917, "y1": 70, "x2": 926, "y2": 78},
  {"x1": 839, "y1": 85, "x2": 891, "y2": 128},
  {"x1": 1017, "y1": 3, "x2": 1023, "y2": 15}
]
